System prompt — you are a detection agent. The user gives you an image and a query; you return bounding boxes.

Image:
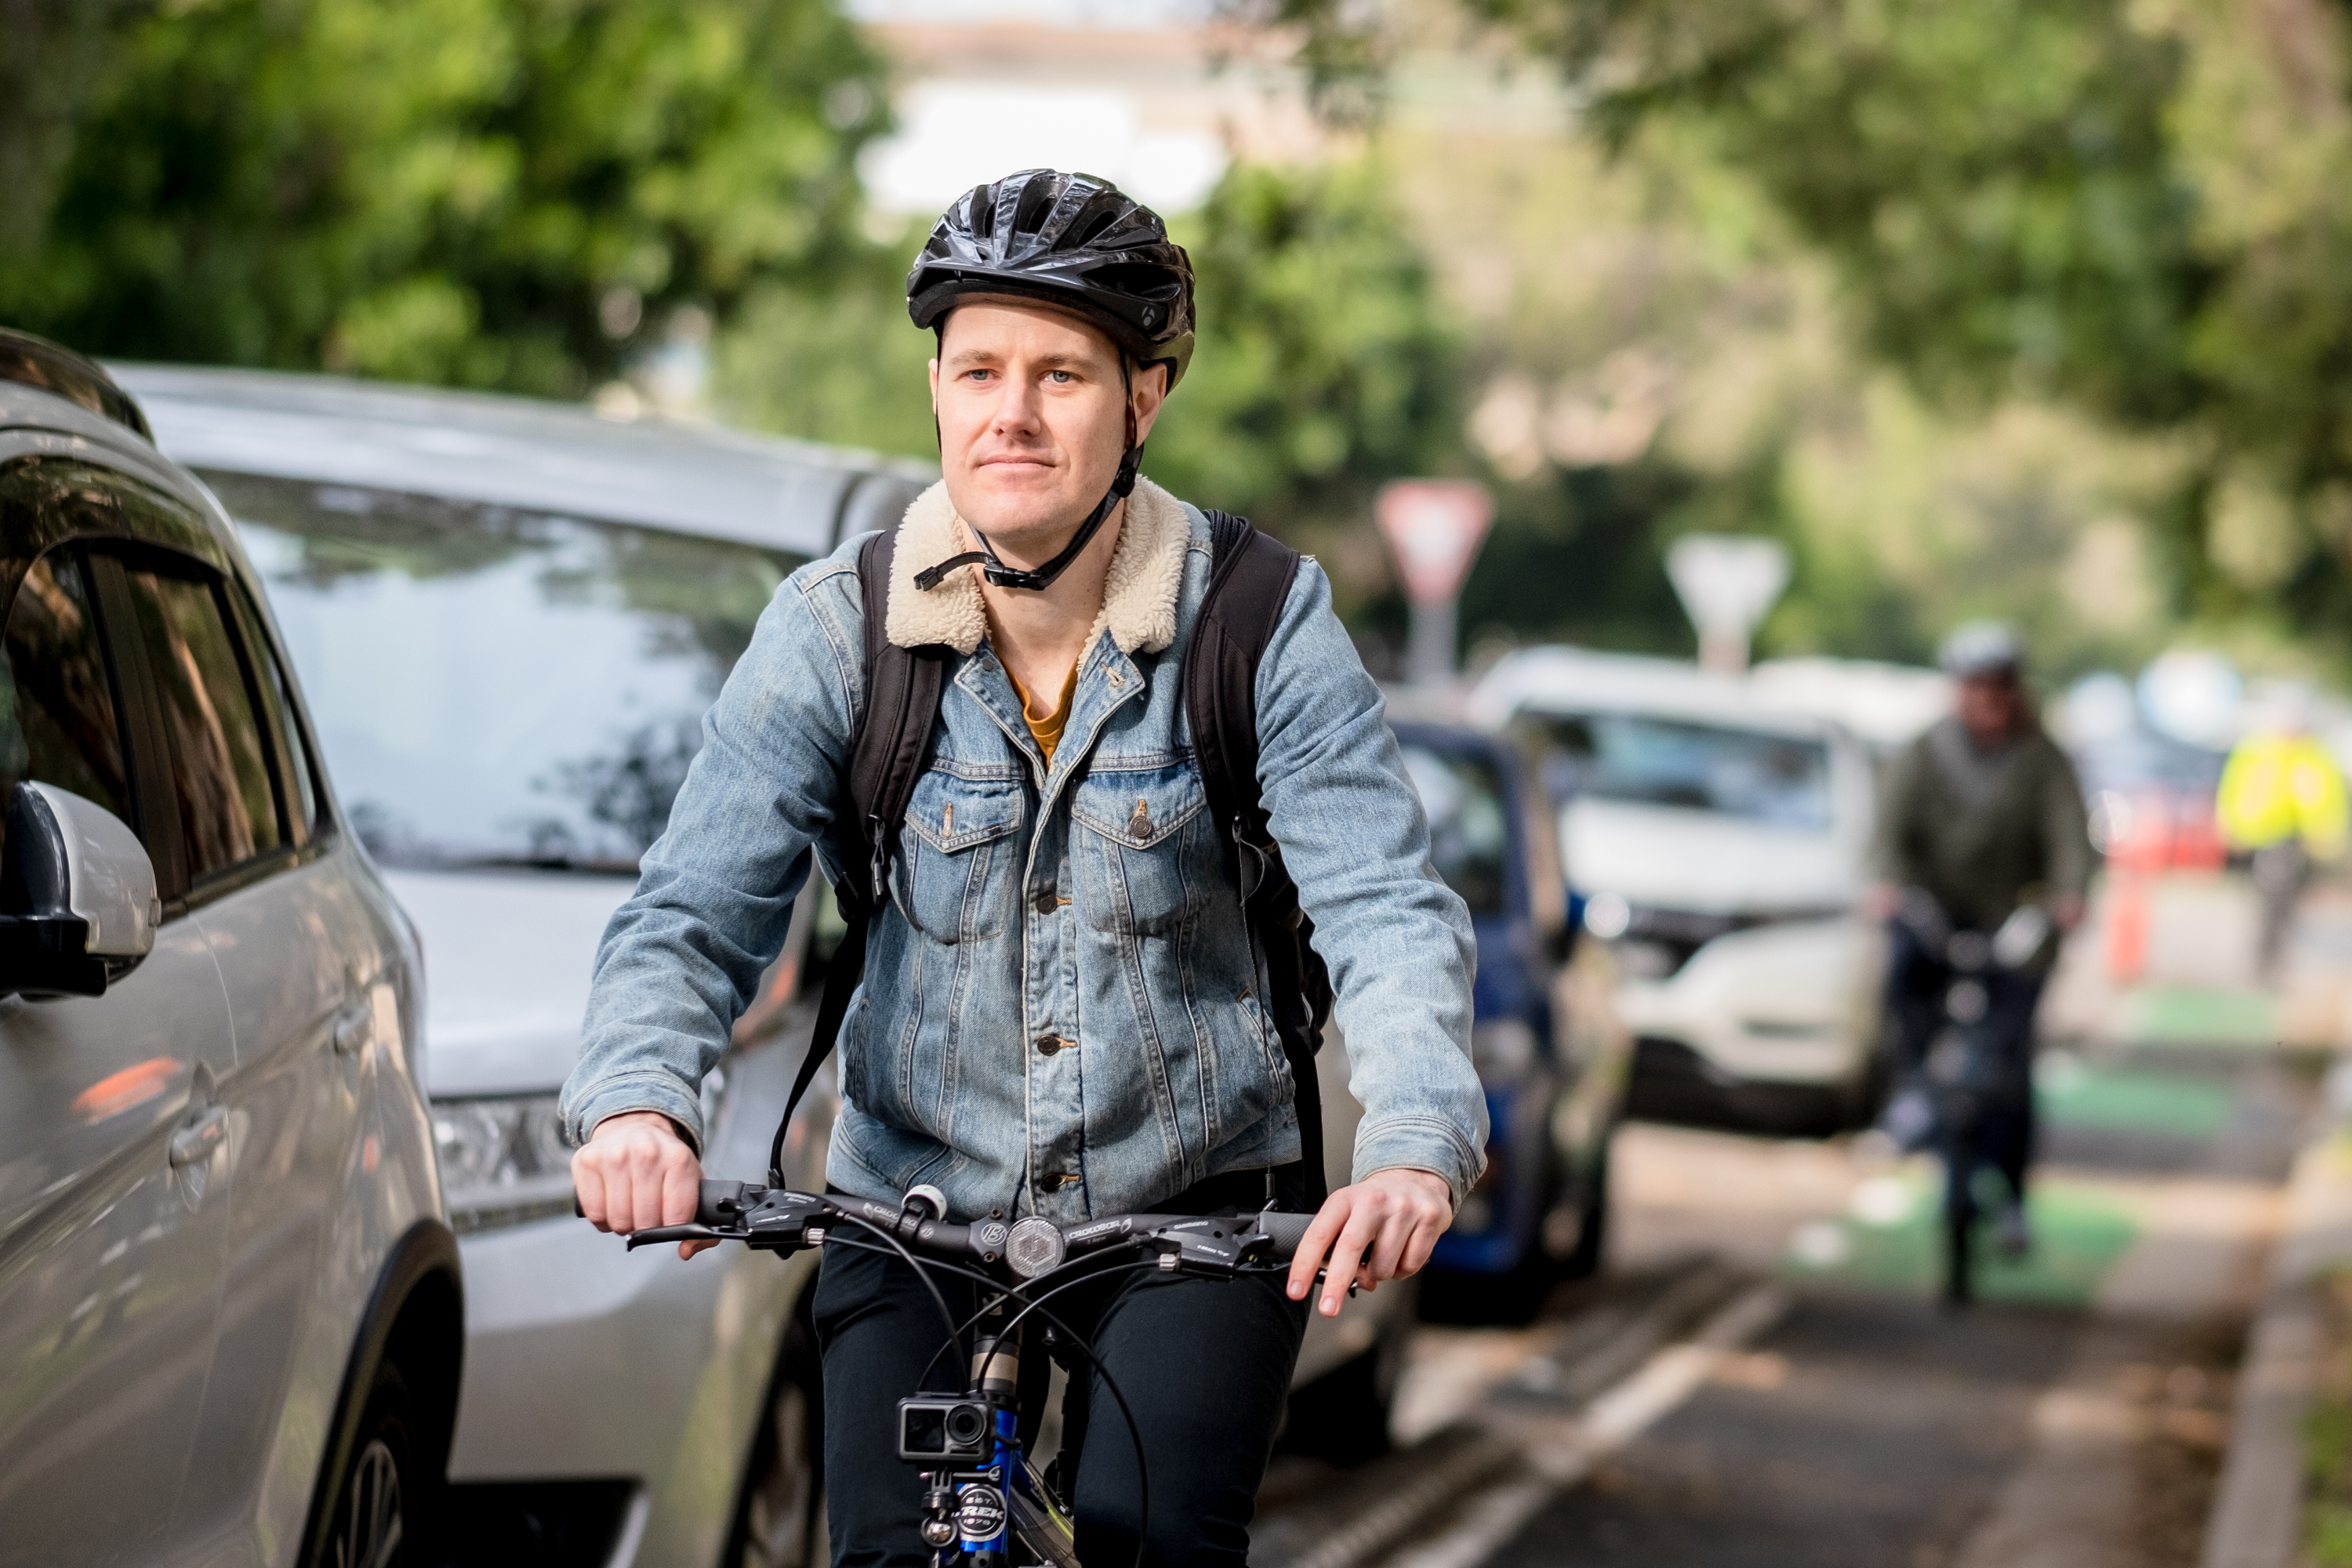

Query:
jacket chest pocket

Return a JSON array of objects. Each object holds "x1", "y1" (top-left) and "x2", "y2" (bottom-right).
[
  {"x1": 1072, "y1": 764, "x2": 1209, "y2": 936},
  {"x1": 898, "y1": 769, "x2": 1023, "y2": 943}
]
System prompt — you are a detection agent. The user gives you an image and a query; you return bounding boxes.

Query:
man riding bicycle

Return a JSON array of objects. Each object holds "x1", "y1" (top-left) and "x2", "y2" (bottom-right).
[
  {"x1": 561, "y1": 170, "x2": 1486, "y2": 1565},
  {"x1": 1871, "y1": 622, "x2": 2092, "y2": 1255}
]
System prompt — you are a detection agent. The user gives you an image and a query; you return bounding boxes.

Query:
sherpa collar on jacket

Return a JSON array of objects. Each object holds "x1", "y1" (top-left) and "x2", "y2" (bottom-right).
[{"x1": 884, "y1": 477, "x2": 1192, "y2": 657}]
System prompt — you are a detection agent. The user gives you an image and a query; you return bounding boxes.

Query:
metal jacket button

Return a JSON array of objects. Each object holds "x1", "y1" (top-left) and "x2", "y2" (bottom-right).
[
  {"x1": 1037, "y1": 1172, "x2": 1075, "y2": 1191},
  {"x1": 1033, "y1": 889, "x2": 1057, "y2": 916},
  {"x1": 1035, "y1": 1034, "x2": 1069, "y2": 1056}
]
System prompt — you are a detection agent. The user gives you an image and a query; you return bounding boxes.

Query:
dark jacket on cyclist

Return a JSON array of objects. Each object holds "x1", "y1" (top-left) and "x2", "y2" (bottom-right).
[{"x1": 1875, "y1": 714, "x2": 2092, "y2": 946}]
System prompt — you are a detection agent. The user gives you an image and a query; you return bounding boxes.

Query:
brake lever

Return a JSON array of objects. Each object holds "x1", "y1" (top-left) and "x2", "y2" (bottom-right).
[{"x1": 623, "y1": 1224, "x2": 735, "y2": 1250}]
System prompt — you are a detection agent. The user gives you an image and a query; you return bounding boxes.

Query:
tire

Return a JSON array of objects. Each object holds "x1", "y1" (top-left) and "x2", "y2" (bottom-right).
[
  {"x1": 315, "y1": 1359, "x2": 417, "y2": 1568},
  {"x1": 1279, "y1": 1305, "x2": 1410, "y2": 1468},
  {"x1": 726, "y1": 1303, "x2": 827, "y2": 1568}
]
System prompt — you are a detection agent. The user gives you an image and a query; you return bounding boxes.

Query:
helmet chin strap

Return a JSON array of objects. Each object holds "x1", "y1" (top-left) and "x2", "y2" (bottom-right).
[{"x1": 916, "y1": 355, "x2": 1142, "y2": 594}]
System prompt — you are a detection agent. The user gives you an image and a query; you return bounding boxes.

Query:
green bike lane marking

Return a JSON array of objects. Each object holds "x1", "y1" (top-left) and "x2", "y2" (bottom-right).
[
  {"x1": 1775, "y1": 1044, "x2": 2245, "y2": 1305},
  {"x1": 2035, "y1": 1053, "x2": 2236, "y2": 1138},
  {"x1": 1781, "y1": 1168, "x2": 2139, "y2": 1307},
  {"x1": 2117, "y1": 985, "x2": 2278, "y2": 1047}
]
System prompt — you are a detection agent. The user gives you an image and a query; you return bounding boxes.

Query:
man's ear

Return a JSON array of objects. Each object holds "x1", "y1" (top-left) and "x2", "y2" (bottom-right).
[
  {"x1": 927, "y1": 356, "x2": 941, "y2": 408},
  {"x1": 1129, "y1": 359, "x2": 1171, "y2": 444}
]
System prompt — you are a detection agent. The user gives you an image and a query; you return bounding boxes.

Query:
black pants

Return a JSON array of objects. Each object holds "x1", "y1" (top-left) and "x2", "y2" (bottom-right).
[
  {"x1": 812, "y1": 1171, "x2": 1309, "y2": 1568},
  {"x1": 1884, "y1": 919, "x2": 2046, "y2": 1198}
]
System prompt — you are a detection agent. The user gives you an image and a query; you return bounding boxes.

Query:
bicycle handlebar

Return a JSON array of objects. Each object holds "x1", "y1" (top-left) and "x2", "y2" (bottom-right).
[{"x1": 593, "y1": 1180, "x2": 1316, "y2": 1283}]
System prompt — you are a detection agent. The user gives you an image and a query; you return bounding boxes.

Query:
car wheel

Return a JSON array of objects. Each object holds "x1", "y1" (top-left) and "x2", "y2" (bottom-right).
[
  {"x1": 1279, "y1": 1304, "x2": 1410, "y2": 1468},
  {"x1": 317, "y1": 1359, "x2": 416, "y2": 1568},
  {"x1": 728, "y1": 1305, "x2": 826, "y2": 1568}
]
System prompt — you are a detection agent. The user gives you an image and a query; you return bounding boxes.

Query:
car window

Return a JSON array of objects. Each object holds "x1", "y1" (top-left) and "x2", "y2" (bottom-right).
[
  {"x1": 1399, "y1": 742, "x2": 1511, "y2": 916},
  {"x1": 226, "y1": 583, "x2": 320, "y2": 837},
  {"x1": 116, "y1": 558, "x2": 284, "y2": 880},
  {"x1": 0, "y1": 550, "x2": 135, "y2": 860},
  {"x1": 200, "y1": 470, "x2": 806, "y2": 872},
  {"x1": 1530, "y1": 710, "x2": 1833, "y2": 832}
]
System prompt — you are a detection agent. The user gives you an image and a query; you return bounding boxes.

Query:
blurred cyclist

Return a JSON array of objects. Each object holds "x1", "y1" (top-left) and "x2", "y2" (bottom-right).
[
  {"x1": 558, "y1": 170, "x2": 1486, "y2": 1565},
  {"x1": 2217, "y1": 688, "x2": 2348, "y2": 981},
  {"x1": 1870, "y1": 622, "x2": 2092, "y2": 1254}
]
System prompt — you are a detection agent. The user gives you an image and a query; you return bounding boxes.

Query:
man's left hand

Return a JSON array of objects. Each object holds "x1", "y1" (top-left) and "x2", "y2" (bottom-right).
[{"x1": 1286, "y1": 1167, "x2": 1454, "y2": 1317}]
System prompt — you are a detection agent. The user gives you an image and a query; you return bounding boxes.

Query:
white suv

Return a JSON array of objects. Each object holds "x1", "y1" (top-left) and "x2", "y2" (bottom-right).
[
  {"x1": 1472, "y1": 645, "x2": 1888, "y2": 1135},
  {"x1": 0, "y1": 331, "x2": 456, "y2": 1567}
]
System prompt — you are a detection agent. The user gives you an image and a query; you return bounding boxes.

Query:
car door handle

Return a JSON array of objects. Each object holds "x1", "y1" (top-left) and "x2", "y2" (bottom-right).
[
  {"x1": 169, "y1": 1105, "x2": 228, "y2": 1167},
  {"x1": 331, "y1": 1000, "x2": 372, "y2": 1056}
]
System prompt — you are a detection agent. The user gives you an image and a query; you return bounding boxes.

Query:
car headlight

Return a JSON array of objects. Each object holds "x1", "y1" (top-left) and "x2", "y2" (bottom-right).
[
  {"x1": 432, "y1": 1093, "x2": 575, "y2": 1234},
  {"x1": 1470, "y1": 1018, "x2": 1539, "y2": 1083}
]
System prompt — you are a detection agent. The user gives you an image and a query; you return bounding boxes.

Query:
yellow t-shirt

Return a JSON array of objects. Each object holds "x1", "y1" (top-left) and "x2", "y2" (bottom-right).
[{"x1": 1006, "y1": 661, "x2": 1080, "y2": 765}]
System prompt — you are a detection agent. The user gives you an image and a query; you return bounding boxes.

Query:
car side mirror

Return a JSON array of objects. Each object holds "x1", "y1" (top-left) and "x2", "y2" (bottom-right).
[{"x1": 0, "y1": 782, "x2": 160, "y2": 997}]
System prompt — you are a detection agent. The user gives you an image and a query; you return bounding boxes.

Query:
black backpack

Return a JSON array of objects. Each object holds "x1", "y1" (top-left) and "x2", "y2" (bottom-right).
[{"x1": 766, "y1": 510, "x2": 1337, "y2": 1204}]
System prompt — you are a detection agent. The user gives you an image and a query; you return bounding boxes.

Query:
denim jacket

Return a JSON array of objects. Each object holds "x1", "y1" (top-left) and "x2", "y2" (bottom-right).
[{"x1": 561, "y1": 478, "x2": 1486, "y2": 1223}]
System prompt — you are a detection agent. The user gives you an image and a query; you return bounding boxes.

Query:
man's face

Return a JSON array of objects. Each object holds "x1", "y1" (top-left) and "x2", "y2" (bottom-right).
[
  {"x1": 1957, "y1": 671, "x2": 2022, "y2": 743},
  {"x1": 930, "y1": 301, "x2": 1167, "y2": 560}
]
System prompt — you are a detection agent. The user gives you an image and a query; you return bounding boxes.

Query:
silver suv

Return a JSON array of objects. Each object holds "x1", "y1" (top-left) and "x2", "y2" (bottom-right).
[{"x1": 0, "y1": 332, "x2": 457, "y2": 1568}]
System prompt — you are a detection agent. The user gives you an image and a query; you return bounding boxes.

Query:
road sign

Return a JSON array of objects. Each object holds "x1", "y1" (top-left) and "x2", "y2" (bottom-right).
[
  {"x1": 1377, "y1": 480, "x2": 1494, "y2": 607},
  {"x1": 1665, "y1": 533, "x2": 1789, "y2": 673}
]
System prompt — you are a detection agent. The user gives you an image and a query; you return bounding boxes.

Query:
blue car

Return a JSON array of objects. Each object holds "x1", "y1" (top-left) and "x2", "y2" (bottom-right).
[{"x1": 1388, "y1": 715, "x2": 1632, "y2": 1323}]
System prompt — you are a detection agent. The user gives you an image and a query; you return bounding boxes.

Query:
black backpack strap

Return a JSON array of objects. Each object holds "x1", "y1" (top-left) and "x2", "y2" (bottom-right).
[
  {"x1": 1182, "y1": 509, "x2": 1334, "y2": 1205},
  {"x1": 768, "y1": 528, "x2": 946, "y2": 1183}
]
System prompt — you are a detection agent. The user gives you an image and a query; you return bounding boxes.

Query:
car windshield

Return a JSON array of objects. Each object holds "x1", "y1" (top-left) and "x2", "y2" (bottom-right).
[
  {"x1": 204, "y1": 470, "x2": 804, "y2": 872},
  {"x1": 1399, "y1": 742, "x2": 1510, "y2": 915},
  {"x1": 1528, "y1": 710, "x2": 1833, "y2": 831}
]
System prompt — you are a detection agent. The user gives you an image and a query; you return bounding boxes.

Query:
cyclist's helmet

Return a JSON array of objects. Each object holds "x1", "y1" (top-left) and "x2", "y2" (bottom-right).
[
  {"x1": 1938, "y1": 621, "x2": 2027, "y2": 678},
  {"x1": 906, "y1": 169, "x2": 1195, "y2": 390}
]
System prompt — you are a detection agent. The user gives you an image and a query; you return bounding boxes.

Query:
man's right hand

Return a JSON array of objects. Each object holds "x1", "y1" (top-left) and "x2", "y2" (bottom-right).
[{"x1": 572, "y1": 1110, "x2": 716, "y2": 1260}]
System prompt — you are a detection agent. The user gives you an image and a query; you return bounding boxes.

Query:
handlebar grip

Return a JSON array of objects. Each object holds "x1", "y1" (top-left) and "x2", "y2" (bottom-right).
[{"x1": 1254, "y1": 1211, "x2": 1314, "y2": 1261}]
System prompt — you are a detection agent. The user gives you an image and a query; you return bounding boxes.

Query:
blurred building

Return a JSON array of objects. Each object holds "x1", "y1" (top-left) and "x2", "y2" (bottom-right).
[{"x1": 849, "y1": 0, "x2": 1315, "y2": 216}]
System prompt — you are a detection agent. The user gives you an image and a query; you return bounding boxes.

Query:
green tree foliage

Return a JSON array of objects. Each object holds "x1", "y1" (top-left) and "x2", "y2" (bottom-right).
[
  {"x1": 1537, "y1": 2, "x2": 2352, "y2": 652},
  {"x1": 1, "y1": 0, "x2": 888, "y2": 397},
  {"x1": 1269, "y1": 0, "x2": 2352, "y2": 664},
  {"x1": 1151, "y1": 158, "x2": 1468, "y2": 574}
]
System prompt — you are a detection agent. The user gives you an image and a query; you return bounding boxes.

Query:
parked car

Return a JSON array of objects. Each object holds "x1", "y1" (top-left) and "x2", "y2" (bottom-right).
[
  {"x1": 1471, "y1": 646, "x2": 1886, "y2": 1137},
  {"x1": 1387, "y1": 705, "x2": 1630, "y2": 1323},
  {"x1": 0, "y1": 331, "x2": 458, "y2": 1567},
  {"x1": 121, "y1": 362, "x2": 1424, "y2": 1555}
]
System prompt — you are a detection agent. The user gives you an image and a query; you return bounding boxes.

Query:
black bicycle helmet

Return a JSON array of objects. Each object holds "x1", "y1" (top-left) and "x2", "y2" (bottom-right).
[
  {"x1": 907, "y1": 169, "x2": 1196, "y2": 387},
  {"x1": 906, "y1": 170, "x2": 1197, "y2": 593}
]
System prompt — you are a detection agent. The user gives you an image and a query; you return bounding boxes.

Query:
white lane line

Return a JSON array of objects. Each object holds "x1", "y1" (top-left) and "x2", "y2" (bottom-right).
[{"x1": 1378, "y1": 1283, "x2": 1791, "y2": 1568}]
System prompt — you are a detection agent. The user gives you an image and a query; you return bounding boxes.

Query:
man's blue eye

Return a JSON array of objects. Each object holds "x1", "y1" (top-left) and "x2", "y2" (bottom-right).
[{"x1": 1048, "y1": 370, "x2": 1073, "y2": 383}]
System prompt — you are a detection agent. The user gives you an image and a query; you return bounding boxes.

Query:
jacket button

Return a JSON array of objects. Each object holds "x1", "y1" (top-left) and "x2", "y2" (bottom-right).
[
  {"x1": 1033, "y1": 889, "x2": 1057, "y2": 916},
  {"x1": 1036, "y1": 1034, "x2": 1069, "y2": 1056},
  {"x1": 1038, "y1": 1172, "x2": 1074, "y2": 1191}
]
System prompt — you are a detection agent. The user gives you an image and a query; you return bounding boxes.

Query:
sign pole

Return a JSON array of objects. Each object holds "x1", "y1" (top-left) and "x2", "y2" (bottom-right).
[
  {"x1": 1407, "y1": 598, "x2": 1458, "y2": 691},
  {"x1": 1377, "y1": 480, "x2": 1494, "y2": 688}
]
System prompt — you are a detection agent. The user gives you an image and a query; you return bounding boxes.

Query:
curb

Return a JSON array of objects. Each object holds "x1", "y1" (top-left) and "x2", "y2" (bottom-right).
[{"x1": 2199, "y1": 1123, "x2": 2352, "y2": 1568}]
